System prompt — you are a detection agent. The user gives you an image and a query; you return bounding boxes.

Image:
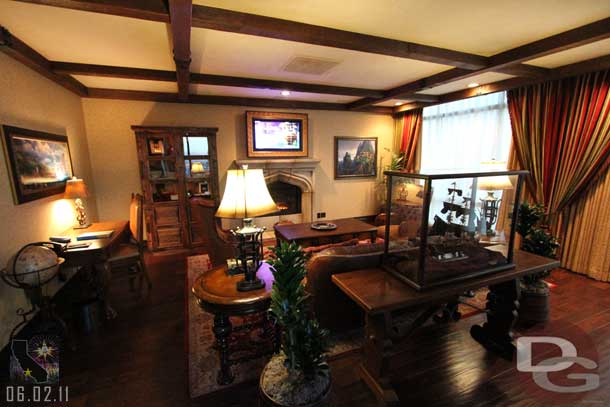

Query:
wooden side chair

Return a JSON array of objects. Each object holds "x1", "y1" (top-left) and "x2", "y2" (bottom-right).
[
  {"x1": 105, "y1": 193, "x2": 152, "y2": 294},
  {"x1": 190, "y1": 197, "x2": 236, "y2": 267}
]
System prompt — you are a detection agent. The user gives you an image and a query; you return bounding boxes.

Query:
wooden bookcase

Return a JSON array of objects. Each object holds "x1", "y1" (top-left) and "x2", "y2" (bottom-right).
[{"x1": 132, "y1": 126, "x2": 220, "y2": 251}]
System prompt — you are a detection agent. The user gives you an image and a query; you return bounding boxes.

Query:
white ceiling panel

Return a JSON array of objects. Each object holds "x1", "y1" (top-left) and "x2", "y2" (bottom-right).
[
  {"x1": 191, "y1": 85, "x2": 358, "y2": 103},
  {"x1": 0, "y1": 1, "x2": 175, "y2": 70},
  {"x1": 527, "y1": 38, "x2": 610, "y2": 68},
  {"x1": 193, "y1": 0, "x2": 610, "y2": 56},
  {"x1": 73, "y1": 76, "x2": 178, "y2": 93},
  {"x1": 190, "y1": 29, "x2": 450, "y2": 90},
  {"x1": 419, "y1": 72, "x2": 516, "y2": 95},
  {"x1": 374, "y1": 99, "x2": 416, "y2": 107}
]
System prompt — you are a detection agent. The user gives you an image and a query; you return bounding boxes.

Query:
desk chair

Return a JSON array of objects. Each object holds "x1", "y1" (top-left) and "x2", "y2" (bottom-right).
[
  {"x1": 105, "y1": 193, "x2": 152, "y2": 294},
  {"x1": 190, "y1": 197, "x2": 236, "y2": 266}
]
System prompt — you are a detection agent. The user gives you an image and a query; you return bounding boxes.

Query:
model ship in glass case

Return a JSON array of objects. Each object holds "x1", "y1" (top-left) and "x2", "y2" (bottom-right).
[{"x1": 382, "y1": 169, "x2": 529, "y2": 290}]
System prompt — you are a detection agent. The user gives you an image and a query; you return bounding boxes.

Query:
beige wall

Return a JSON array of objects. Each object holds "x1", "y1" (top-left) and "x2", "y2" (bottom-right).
[
  {"x1": 81, "y1": 99, "x2": 394, "y2": 222},
  {"x1": 0, "y1": 53, "x2": 97, "y2": 347}
]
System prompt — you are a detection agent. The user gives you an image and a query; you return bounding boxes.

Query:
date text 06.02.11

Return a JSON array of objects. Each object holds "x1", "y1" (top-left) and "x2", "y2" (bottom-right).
[{"x1": 4, "y1": 385, "x2": 69, "y2": 404}]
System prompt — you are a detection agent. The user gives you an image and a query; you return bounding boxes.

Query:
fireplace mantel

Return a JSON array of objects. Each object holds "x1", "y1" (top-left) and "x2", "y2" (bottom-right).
[
  {"x1": 233, "y1": 158, "x2": 320, "y2": 223},
  {"x1": 234, "y1": 158, "x2": 320, "y2": 170}
]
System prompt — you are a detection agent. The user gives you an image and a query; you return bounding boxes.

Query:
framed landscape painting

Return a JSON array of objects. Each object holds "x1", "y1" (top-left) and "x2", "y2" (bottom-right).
[
  {"x1": 334, "y1": 136, "x2": 378, "y2": 179},
  {"x1": 2, "y1": 125, "x2": 73, "y2": 204}
]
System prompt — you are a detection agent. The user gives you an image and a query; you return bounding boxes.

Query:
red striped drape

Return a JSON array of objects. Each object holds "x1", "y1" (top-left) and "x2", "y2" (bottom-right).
[
  {"x1": 507, "y1": 69, "x2": 610, "y2": 219},
  {"x1": 397, "y1": 108, "x2": 423, "y2": 171}
]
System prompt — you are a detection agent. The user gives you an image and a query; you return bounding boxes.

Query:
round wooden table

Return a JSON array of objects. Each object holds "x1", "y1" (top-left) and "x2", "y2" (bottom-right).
[{"x1": 192, "y1": 263, "x2": 275, "y2": 385}]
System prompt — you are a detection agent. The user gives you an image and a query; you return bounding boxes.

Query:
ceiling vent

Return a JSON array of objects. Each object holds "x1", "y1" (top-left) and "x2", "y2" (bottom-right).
[{"x1": 282, "y1": 56, "x2": 340, "y2": 75}]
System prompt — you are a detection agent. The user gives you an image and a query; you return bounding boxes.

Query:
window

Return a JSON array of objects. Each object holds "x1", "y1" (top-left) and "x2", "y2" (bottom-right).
[
  {"x1": 420, "y1": 92, "x2": 513, "y2": 227},
  {"x1": 420, "y1": 92, "x2": 512, "y2": 171}
]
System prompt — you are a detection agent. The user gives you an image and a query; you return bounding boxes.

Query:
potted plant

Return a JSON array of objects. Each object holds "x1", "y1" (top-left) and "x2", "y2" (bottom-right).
[
  {"x1": 260, "y1": 242, "x2": 331, "y2": 407},
  {"x1": 517, "y1": 202, "x2": 560, "y2": 325}
]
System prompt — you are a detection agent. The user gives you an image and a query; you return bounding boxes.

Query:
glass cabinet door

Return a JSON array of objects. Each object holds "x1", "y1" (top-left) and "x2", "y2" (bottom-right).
[{"x1": 183, "y1": 135, "x2": 213, "y2": 199}]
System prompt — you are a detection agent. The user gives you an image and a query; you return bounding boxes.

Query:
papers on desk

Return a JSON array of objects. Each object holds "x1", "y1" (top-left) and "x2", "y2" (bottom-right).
[{"x1": 76, "y1": 230, "x2": 114, "y2": 241}]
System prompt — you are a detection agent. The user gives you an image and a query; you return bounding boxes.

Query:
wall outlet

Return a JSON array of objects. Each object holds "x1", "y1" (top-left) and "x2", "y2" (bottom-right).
[{"x1": 316, "y1": 212, "x2": 326, "y2": 219}]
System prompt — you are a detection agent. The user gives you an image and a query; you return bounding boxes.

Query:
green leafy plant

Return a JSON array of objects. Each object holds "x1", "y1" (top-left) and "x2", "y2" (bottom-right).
[
  {"x1": 517, "y1": 202, "x2": 560, "y2": 285},
  {"x1": 268, "y1": 242, "x2": 329, "y2": 378},
  {"x1": 516, "y1": 202, "x2": 545, "y2": 237},
  {"x1": 387, "y1": 151, "x2": 406, "y2": 171}
]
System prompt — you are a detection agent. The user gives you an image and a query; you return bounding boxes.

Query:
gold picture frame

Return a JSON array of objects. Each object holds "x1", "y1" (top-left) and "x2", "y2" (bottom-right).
[{"x1": 246, "y1": 111, "x2": 308, "y2": 158}]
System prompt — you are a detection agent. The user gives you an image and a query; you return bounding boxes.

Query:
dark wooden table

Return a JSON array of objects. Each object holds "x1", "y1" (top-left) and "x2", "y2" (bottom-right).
[
  {"x1": 274, "y1": 218, "x2": 377, "y2": 248},
  {"x1": 192, "y1": 263, "x2": 276, "y2": 385},
  {"x1": 62, "y1": 221, "x2": 129, "y2": 319},
  {"x1": 332, "y1": 250, "x2": 560, "y2": 406}
]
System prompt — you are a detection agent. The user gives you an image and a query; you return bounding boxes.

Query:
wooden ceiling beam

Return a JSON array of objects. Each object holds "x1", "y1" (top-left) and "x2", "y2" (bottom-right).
[
  {"x1": 0, "y1": 26, "x2": 88, "y2": 96},
  {"x1": 493, "y1": 64, "x2": 550, "y2": 78},
  {"x1": 351, "y1": 17, "x2": 610, "y2": 110},
  {"x1": 13, "y1": 0, "x2": 170, "y2": 22},
  {"x1": 51, "y1": 61, "x2": 177, "y2": 81},
  {"x1": 188, "y1": 5, "x2": 487, "y2": 70},
  {"x1": 50, "y1": 61, "x2": 387, "y2": 98},
  {"x1": 393, "y1": 52, "x2": 610, "y2": 114},
  {"x1": 15, "y1": 0, "x2": 488, "y2": 69},
  {"x1": 85, "y1": 88, "x2": 393, "y2": 114},
  {"x1": 554, "y1": 53, "x2": 610, "y2": 77},
  {"x1": 489, "y1": 17, "x2": 610, "y2": 69},
  {"x1": 167, "y1": 0, "x2": 192, "y2": 101},
  {"x1": 189, "y1": 73, "x2": 386, "y2": 99}
]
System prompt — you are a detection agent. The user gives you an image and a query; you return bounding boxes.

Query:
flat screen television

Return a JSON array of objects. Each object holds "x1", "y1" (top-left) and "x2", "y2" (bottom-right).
[{"x1": 246, "y1": 111, "x2": 308, "y2": 158}]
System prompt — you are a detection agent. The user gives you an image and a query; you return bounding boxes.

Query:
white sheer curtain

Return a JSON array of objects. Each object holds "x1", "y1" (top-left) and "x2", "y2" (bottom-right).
[
  {"x1": 420, "y1": 92, "x2": 512, "y2": 231},
  {"x1": 421, "y1": 92, "x2": 512, "y2": 171}
]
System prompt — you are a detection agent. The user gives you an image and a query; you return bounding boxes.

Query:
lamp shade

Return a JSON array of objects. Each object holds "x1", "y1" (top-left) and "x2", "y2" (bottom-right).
[
  {"x1": 215, "y1": 168, "x2": 277, "y2": 219},
  {"x1": 191, "y1": 162, "x2": 204, "y2": 174},
  {"x1": 64, "y1": 177, "x2": 89, "y2": 198},
  {"x1": 478, "y1": 160, "x2": 513, "y2": 191}
]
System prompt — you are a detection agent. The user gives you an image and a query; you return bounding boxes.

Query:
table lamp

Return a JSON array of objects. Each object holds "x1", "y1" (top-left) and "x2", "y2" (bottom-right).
[
  {"x1": 216, "y1": 166, "x2": 277, "y2": 291},
  {"x1": 478, "y1": 161, "x2": 512, "y2": 236},
  {"x1": 190, "y1": 161, "x2": 205, "y2": 177},
  {"x1": 64, "y1": 177, "x2": 91, "y2": 229}
]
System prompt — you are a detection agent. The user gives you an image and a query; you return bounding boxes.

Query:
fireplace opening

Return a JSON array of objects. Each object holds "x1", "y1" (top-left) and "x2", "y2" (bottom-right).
[{"x1": 265, "y1": 181, "x2": 302, "y2": 216}]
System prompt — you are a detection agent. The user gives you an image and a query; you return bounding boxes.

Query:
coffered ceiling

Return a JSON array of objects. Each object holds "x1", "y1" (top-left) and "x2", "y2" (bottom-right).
[{"x1": 0, "y1": 0, "x2": 609, "y2": 114}]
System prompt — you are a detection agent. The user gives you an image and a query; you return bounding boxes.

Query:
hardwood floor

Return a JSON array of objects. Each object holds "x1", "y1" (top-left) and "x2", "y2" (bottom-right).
[{"x1": 55, "y1": 254, "x2": 609, "y2": 407}]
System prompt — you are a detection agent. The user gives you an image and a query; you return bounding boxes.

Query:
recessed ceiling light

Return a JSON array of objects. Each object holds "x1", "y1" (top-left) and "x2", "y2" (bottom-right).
[
  {"x1": 394, "y1": 102, "x2": 403, "y2": 106},
  {"x1": 467, "y1": 82, "x2": 480, "y2": 88},
  {"x1": 281, "y1": 90, "x2": 291, "y2": 96}
]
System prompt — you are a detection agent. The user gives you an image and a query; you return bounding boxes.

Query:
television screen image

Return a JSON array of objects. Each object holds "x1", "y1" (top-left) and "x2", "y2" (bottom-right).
[
  {"x1": 253, "y1": 119, "x2": 302, "y2": 150},
  {"x1": 246, "y1": 111, "x2": 308, "y2": 158}
]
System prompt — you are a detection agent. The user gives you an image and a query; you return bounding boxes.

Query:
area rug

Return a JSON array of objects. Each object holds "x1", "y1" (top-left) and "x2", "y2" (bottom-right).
[{"x1": 185, "y1": 254, "x2": 363, "y2": 399}]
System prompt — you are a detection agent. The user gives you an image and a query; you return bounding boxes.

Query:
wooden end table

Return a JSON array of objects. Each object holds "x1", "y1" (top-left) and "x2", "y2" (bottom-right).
[
  {"x1": 192, "y1": 263, "x2": 277, "y2": 385},
  {"x1": 274, "y1": 218, "x2": 377, "y2": 248},
  {"x1": 332, "y1": 250, "x2": 559, "y2": 406}
]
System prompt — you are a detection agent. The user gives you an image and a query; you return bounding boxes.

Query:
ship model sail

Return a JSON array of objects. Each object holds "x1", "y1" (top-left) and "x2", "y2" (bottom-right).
[{"x1": 430, "y1": 182, "x2": 476, "y2": 261}]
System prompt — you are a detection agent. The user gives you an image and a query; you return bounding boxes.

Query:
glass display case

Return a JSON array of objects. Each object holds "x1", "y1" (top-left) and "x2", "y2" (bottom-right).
[{"x1": 382, "y1": 169, "x2": 528, "y2": 290}]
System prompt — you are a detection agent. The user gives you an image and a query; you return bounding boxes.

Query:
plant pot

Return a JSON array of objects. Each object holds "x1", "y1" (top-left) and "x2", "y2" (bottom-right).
[
  {"x1": 518, "y1": 281, "x2": 550, "y2": 326},
  {"x1": 259, "y1": 355, "x2": 331, "y2": 407}
]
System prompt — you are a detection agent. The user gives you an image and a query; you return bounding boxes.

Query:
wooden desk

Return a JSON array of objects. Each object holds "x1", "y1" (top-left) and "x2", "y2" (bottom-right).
[
  {"x1": 192, "y1": 263, "x2": 276, "y2": 385},
  {"x1": 332, "y1": 251, "x2": 559, "y2": 406},
  {"x1": 62, "y1": 221, "x2": 129, "y2": 319},
  {"x1": 274, "y1": 218, "x2": 377, "y2": 248},
  {"x1": 62, "y1": 221, "x2": 129, "y2": 264}
]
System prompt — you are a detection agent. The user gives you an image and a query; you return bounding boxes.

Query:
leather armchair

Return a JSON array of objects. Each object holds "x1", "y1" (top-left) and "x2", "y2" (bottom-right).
[{"x1": 305, "y1": 243, "x2": 384, "y2": 332}]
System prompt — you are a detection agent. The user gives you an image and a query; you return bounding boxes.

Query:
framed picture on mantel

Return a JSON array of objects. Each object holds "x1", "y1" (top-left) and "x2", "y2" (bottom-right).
[
  {"x1": 246, "y1": 111, "x2": 308, "y2": 158},
  {"x1": 334, "y1": 136, "x2": 378, "y2": 179},
  {"x1": 1, "y1": 125, "x2": 74, "y2": 204}
]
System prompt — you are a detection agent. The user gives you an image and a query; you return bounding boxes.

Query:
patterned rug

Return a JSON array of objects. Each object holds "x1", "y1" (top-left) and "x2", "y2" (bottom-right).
[{"x1": 185, "y1": 255, "x2": 363, "y2": 399}]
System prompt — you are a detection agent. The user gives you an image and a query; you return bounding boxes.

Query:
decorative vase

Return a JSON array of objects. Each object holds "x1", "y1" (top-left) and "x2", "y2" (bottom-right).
[
  {"x1": 518, "y1": 280, "x2": 550, "y2": 326},
  {"x1": 259, "y1": 354, "x2": 331, "y2": 407}
]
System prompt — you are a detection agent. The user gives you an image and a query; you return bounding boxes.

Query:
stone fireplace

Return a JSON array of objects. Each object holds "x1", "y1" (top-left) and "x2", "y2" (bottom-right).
[{"x1": 234, "y1": 158, "x2": 320, "y2": 229}]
